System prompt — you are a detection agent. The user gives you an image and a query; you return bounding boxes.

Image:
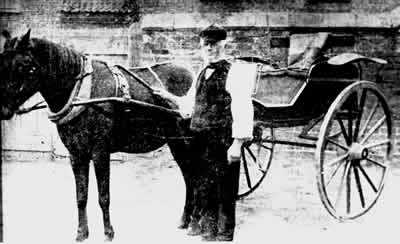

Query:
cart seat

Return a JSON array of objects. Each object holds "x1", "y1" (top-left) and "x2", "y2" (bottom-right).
[
  {"x1": 252, "y1": 65, "x2": 308, "y2": 106},
  {"x1": 238, "y1": 32, "x2": 330, "y2": 107}
]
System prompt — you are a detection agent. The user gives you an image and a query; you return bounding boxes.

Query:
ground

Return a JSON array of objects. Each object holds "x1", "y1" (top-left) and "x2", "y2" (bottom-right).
[{"x1": 2, "y1": 146, "x2": 400, "y2": 243}]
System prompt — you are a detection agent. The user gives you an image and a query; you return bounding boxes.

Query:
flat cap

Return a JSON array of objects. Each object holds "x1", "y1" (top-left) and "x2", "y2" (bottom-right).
[{"x1": 199, "y1": 24, "x2": 227, "y2": 44}]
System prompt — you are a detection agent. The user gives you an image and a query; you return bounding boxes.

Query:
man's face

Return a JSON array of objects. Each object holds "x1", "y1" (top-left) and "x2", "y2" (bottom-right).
[{"x1": 200, "y1": 39, "x2": 225, "y2": 63}]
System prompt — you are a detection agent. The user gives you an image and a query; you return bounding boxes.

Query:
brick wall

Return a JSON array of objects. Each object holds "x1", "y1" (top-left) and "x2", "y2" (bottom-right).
[
  {"x1": 135, "y1": 0, "x2": 400, "y2": 156},
  {"x1": 2, "y1": 0, "x2": 400, "y2": 157},
  {"x1": 138, "y1": 0, "x2": 400, "y2": 14}
]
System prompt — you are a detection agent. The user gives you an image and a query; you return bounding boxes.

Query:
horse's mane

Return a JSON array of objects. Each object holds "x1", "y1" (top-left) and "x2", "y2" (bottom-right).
[{"x1": 31, "y1": 38, "x2": 83, "y2": 79}]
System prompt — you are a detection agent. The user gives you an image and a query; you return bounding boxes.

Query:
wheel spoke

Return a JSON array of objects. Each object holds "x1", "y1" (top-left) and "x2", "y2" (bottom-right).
[
  {"x1": 359, "y1": 100, "x2": 379, "y2": 139},
  {"x1": 326, "y1": 155, "x2": 348, "y2": 187},
  {"x1": 348, "y1": 111, "x2": 353, "y2": 145},
  {"x1": 353, "y1": 163, "x2": 365, "y2": 208},
  {"x1": 346, "y1": 163, "x2": 352, "y2": 214},
  {"x1": 241, "y1": 147, "x2": 252, "y2": 189},
  {"x1": 365, "y1": 157, "x2": 387, "y2": 169},
  {"x1": 357, "y1": 163, "x2": 378, "y2": 193},
  {"x1": 254, "y1": 143, "x2": 265, "y2": 172},
  {"x1": 327, "y1": 130, "x2": 342, "y2": 140},
  {"x1": 335, "y1": 161, "x2": 351, "y2": 209},
  {"x1": 338, "y1": 118, "x2": 351, "y2": 145},
  {"x1": 327, "y1": 138, "x2": 349, "y2": 151},
  {"x1": 364, "y1": 139, "x2": 390, "y2": 150},
  {"x1": 260, "y1": 143, "x2": 272, "y2": 150},
  {"x1": 257, "y1": 168, "x2": 266, "y2": 174},
  {"x1": 353, "y1": 90, "x2": 367, "y2": 142},
  {"x1": 327, "y1": 153, "x2": 348, "y2": 167},
  {"x1": 245, "y1": 146, "x2": 257, "y2": 162},
  {"x1": 360, "y1": 116, "x2": 386, "y2": 144}
]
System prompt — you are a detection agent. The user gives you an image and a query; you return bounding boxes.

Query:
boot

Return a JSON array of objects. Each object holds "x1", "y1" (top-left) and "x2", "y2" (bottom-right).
[
  {"x1": 187, "y1": 220, "x2": 203, "y2": 236},
  {"x1": 216, "y1": 230, "x2": 234, "y2": 241},
  {"x1": 200, "y1": 215, "x2": 217, "y2": 241}
]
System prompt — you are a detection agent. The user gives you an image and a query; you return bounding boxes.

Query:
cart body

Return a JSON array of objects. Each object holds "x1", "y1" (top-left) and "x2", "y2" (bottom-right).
[{"x1": 237, "y1": 53, "x2": 393, "y2": 221}]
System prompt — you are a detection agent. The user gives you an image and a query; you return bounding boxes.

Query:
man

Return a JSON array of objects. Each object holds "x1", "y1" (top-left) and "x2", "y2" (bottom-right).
[{"x1": 154, "y1": 24, "x2": 255, "y2": 241}]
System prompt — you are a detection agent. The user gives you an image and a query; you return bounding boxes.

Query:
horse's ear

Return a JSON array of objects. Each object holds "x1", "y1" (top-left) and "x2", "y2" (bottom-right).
[
  {"x1": 21, "y1": 29, "x2": 31, "y2": 42},
  {"x1": 2, "y1": 30, "x2": 11, "y2": 40},
  {"x1": 18, "y1": 29, "x2": 31, "y2": 49}
]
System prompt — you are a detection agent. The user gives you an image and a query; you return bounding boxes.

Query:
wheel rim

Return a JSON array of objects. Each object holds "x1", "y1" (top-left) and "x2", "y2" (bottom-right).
[
  {"x1": 316, "y1": 81, "x2": 392, "y2": 220},
  {"x1": 238, "y1": 126, "x2": 274, "y2": 199}
]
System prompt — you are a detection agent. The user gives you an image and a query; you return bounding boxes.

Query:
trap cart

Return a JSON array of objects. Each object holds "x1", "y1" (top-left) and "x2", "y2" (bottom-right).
[{"x1": 237, "y1": 53, "x2": 393, "y2": 221}]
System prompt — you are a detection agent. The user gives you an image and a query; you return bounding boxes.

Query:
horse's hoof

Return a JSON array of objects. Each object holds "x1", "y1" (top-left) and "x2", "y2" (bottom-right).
[
  {"x1": 75, "y1": 228, "x2": 89, "y2": 242},
  {"x1": 177, "y1": 220, "x2": 189, "y2": 229},
  {"x1": 177, "y1": 216, "x2": 190, "y2": 229},
  {"x1": 187, "y1": 221, "x2": 202, "y2": 236},
  {"x1": 105, "y1": 227, "x2": 115, "y2": 242},
  {"x1": 178, "y1": 223, "x2": 189, "y2": 229}
]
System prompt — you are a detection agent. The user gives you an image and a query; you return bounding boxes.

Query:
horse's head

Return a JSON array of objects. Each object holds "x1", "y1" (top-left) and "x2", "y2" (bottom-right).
[{"x1": 0, "y1": 29, "x2": 41, "y2": 120}]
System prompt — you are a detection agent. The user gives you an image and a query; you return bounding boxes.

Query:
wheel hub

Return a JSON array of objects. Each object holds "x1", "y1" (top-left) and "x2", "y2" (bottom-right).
[{"x1": 348, "y1": 142, "x2": 368, "y2": 160}]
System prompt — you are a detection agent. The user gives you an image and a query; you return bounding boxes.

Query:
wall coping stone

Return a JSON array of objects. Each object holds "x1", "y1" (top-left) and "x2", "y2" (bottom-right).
[{"x1": 140, "y1": 7, "x2": 400, "y2": 30}]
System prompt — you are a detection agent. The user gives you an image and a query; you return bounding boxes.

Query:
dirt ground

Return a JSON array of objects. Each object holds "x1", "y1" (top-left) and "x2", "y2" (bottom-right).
[{"x1": 2, "y1": 146, "x2": 400, "y2": 244}]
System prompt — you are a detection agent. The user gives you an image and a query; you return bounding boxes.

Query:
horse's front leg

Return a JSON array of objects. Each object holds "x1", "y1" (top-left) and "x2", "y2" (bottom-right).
[
  {"x1": 168, "y1": 140, "x2": 196, "y2": 229},
  {"x1": 71, "y1": 154, "x2": 91, "y2": 242},
  {"x1": 92, "y1": 149, "x2": 114, "y2": 241}
]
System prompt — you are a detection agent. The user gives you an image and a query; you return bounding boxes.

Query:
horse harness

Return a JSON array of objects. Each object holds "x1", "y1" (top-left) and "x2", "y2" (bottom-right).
[
  {"x1": 47, "y1": 57, "x2": 167, "y2": 125},
  {"x1": 47, "y1": 55, "x2": 94, "y2": 124}
]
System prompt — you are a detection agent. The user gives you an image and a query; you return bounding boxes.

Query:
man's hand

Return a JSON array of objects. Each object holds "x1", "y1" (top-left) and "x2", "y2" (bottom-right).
[
  {"x1": 152, "y1": 88, "x2": 177, "y2": 103},
  {"x1": 227, "y1": 139, "x2": 246, "y2": 164}
]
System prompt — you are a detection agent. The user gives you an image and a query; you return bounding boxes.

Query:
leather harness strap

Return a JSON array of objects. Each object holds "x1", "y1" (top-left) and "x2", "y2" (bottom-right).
[
  {"x1": 48, "y1": 56, "x2": 93, "y2": 124},
  {"x1": 110, "y1": 66, "x2": 131, "y2": 99}
]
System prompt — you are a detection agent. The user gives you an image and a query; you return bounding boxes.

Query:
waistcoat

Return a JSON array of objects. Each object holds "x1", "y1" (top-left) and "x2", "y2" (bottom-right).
[{"x1": 190, "y1": 59, "x2": 233, "y2": 132}]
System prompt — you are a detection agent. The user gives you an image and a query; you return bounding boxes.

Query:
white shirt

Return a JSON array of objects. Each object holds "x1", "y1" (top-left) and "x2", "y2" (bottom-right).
[{"x1": 176, "y1": 61, "x2": 257, "y2": 139}]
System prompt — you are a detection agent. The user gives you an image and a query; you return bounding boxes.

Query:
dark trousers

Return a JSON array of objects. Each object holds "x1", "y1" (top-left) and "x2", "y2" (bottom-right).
[{"x1": 190, "y1": 128, "x2": 240, "y2": 237}]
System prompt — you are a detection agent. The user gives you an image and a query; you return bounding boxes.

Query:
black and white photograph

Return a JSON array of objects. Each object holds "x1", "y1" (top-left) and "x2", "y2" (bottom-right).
[{"x1": 1, "y1": 0, "x2": 400, "y2": 243}]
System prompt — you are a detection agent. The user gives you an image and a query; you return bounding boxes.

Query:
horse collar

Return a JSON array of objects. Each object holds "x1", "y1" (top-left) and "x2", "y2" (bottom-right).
[{"x1": 47, "y1": 56, "x2": 93, "y2": 124}]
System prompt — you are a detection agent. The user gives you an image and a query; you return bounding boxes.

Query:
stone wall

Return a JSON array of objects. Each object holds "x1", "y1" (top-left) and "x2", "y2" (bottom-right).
[
  {"x1": 1, "y1": 0, "x2": 132, "y2": 159},
  {"x1": 1, "y1": 0, "x2": 130, "y2": 65},
  {"x1": 135, "y1": 0, "x2": 400, "y2": 155},
  {"x1": 2, "y1": 0, "x2": 400, "y2": 157}
]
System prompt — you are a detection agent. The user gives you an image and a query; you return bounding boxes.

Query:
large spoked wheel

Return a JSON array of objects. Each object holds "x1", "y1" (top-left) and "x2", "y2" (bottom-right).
[
  {"x1": 316, "y1": 81, "x2": 393, "y2": 220},
  {"x1": 238, "y1": 125, "x2": 274, "y2": 199}
]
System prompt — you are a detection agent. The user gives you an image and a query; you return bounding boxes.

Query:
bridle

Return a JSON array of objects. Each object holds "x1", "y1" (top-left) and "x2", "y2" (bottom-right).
[
  {"x1": 2, "y1": 48, "x2": 41, "y2": 79},
  {"x1": 1, "y1": 48, "x2": 42, "y2": 113}
]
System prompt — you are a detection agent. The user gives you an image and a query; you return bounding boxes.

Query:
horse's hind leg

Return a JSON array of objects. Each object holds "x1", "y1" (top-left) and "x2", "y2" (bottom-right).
[
  {"x1": 92, "y1": 149, "x2": 114, "y2": 241},
  {"x1": 71, "y1": 154, "x2": 90, "y2": 242}
]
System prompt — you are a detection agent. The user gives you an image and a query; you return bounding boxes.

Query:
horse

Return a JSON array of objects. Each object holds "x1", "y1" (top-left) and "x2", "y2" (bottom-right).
[{"x1": 0, "y1": 29, "x2": 197, "y2": 241}]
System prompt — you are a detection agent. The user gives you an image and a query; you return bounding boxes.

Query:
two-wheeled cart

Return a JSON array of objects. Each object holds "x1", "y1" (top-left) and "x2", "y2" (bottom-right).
[{"x1": 237, "y1": 53, "x2": 393, "y2": 221}]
